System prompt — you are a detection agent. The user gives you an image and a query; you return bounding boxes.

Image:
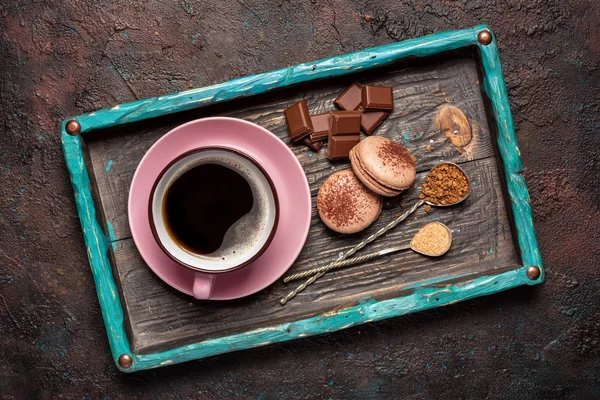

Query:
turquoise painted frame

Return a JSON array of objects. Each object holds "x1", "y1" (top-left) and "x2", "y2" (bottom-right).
[{"x1": 61, "y1": 25, "x2": 542, "y2": 372}]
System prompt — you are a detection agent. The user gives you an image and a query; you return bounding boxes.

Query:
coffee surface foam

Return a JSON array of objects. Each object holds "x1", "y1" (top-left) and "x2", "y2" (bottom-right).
[{"x1": 166, "y1": 151, "x2": 275, "y2": 266}]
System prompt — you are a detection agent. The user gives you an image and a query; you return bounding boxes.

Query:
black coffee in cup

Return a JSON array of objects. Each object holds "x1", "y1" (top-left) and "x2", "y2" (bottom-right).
[
  {"x1": 152, "y1": 148, "x2": 277, "y2": 272},
  {"x1": 163, "y1": 163, "x2": 254, "y2": 254}
]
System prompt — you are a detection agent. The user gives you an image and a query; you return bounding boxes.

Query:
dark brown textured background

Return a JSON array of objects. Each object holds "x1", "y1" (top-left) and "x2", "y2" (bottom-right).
[{"x1": 1, "y1": 1, "x2": 599, "y2": 399}]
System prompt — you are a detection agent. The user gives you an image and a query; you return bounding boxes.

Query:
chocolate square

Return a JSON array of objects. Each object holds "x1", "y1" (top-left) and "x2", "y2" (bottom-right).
[
  {"x1": 334, "y1": 82, "x2": 363, "y2": 111},
  {"x1": 309, "y1": 113, "x2": 331, "y2": 142},
  {"x1": 361, "y1": 85, "x2": 394, "y2": 111},
  {"x1": 302, "y1": 137, "x2": 324, "y2": 152},
  {"x1": 327, "y1": 134, "x2": 360, "y2": 160},
  {"x1": 284, "y1": 100, "x2": 314, "y2": 142},
  {"x1": 361, "y1": 111, "x2": 389, "y2": 135},
  {"x1": 331, "y1": 111, "x2": 361, "y2": 136}
]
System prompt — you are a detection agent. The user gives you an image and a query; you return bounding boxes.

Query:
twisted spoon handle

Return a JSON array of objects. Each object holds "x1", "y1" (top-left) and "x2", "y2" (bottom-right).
[
  {"x1": 280, "y1": 200, "x2": 425, "y2": 305},
  {"x1": 283, "y1": 244, "x2": 411, "y2": 282}
]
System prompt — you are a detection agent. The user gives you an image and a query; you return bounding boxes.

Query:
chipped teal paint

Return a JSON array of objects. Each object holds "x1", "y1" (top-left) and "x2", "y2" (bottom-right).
[
  {"x1": 106, "y1": 221, "x2": 117, "y2": 252},
  {"x1": 61, "y1": 25, "x2": 542, "y2": 372},
  {"x1": 105, "y1": 160, "x2": 113, "y2": 173},
  {"x1": 477, "y1": 29, "x2": 543, "y2": 279},
  {"x1": 60, "y1": 127, "x2": 132, "y2": 370},
  {"x1": 403, "y1": 130, "x2": 410, "y2": 146}
]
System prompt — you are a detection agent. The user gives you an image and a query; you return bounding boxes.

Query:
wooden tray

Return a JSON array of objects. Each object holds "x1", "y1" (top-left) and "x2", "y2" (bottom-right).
[{"x1": 61, "y1": 25, "x2": 542, "y2": 372}]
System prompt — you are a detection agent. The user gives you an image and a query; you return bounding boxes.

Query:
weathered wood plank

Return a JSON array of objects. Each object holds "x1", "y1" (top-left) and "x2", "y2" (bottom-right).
[
  {"x1": 87, "y1": 51, "x2": 493, "y2": 240},
  {"x1": 113, "y1": 157, "x2": 519, "y2": 353}
]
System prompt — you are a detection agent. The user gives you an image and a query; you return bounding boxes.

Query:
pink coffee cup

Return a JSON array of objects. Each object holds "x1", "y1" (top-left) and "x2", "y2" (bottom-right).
[{"x1": 149, "y1": 147, "x2": 279, "y2": 299}]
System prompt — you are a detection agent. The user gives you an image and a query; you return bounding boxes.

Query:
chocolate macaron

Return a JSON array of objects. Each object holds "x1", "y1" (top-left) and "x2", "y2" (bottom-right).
[
  {"x1": 317, "y1": 169, "x2": 382, "y2": 234},
  {"x1": 349, "y1": 136, "x2": 416, "y2": 197}
]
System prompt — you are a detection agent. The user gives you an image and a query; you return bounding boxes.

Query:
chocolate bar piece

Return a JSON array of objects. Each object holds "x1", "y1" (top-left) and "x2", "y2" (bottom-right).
[
  {"x1": 309, "y1": 113, "x2": 331, "y2": 142},
  {"x1": 361, "y1": 111, "x2": 389, "y2": 135},
  {"x1": 328, "y1": 134, "x2": 360, "y2": 160},
  {"x1": 331, "y1": 111, "x2": 361, "y2": 136},
  {"x1": 361, "y1": 85, "x2": 394, "y2": 111},
  {"x1": 302, "y1": 137, "x2": 324, "y2": 152},
  {"x1": 334, "y1": 82, "x2": 363, "y2": 111},
  {"x1": 284, "y1": 100, "x2": 314, "y2": 142}
]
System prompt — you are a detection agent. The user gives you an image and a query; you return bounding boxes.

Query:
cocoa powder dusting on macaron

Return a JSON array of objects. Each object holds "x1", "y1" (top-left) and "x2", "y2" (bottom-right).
[
  {"x1": 377, "y1": 140, "x2": 413, "y2": 169},
  {"x1": 318, "y1": 173, "x2": 369, "y2": 228},
  {"x1": 420, "y1": 164, "x2": 470, "y2": 205}
]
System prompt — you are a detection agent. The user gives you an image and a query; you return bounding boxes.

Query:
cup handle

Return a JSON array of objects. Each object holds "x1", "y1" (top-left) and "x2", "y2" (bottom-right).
[{"x1": 192, "y1": 273, "x2": 216, "y2": 300}]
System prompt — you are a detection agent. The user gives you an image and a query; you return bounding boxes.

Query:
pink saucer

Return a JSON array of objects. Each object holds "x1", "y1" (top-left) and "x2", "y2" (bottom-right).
[{"x1": 128, "y1": 117, "x2": 311, "y2": 300}]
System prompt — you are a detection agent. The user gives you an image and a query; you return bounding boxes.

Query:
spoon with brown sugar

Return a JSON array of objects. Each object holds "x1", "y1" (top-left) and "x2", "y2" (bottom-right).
[{"x1": 283, "y1": 222, "x2": 453, "y2": 283}]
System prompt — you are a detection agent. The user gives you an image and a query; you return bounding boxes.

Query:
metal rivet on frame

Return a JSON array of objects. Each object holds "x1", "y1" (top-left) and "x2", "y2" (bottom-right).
[
  {"x1": 118, "y1": 354, "x2": 133, "y2": 369},
  {"x1": 65, "y1": 120, "x2": 81, "y2": 135},
  {"x1": 526, "y1": 266, "x2": 541, "y2": 280},
  {"x1": 477, "y1": 30, "x2": 493, "y2": 45}
]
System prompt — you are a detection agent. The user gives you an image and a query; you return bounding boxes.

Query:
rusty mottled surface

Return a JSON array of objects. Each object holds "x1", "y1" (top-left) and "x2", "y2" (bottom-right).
[{"x1": 1, "y1": 0, "x2": 599, "y2": 398}]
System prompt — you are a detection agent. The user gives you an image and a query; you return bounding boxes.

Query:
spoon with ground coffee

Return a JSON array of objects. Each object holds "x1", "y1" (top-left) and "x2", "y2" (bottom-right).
[
  {"x1": 283, "y1": 222, "x2": 452, "y2": 282},
  {"x1": 280, "y1": 162, "x2": 470, "y2": 305}
]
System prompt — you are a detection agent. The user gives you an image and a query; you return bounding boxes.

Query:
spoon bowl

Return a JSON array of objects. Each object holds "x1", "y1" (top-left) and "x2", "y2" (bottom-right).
[
  {"x1": 421, "y1": 162, "x2": 471, "y2": 207},
  {"x1": 410, "y1": 222, "x2": 453, "y2": 257}
]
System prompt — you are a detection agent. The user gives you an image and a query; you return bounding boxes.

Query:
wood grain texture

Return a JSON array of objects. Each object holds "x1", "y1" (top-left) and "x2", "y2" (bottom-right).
[
  {"x1": 86, "y1": 51, "x2": 493, "y2": 240},
  {"x1": 114, "y1": 157, "x2": 519, "y2": 353}
]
